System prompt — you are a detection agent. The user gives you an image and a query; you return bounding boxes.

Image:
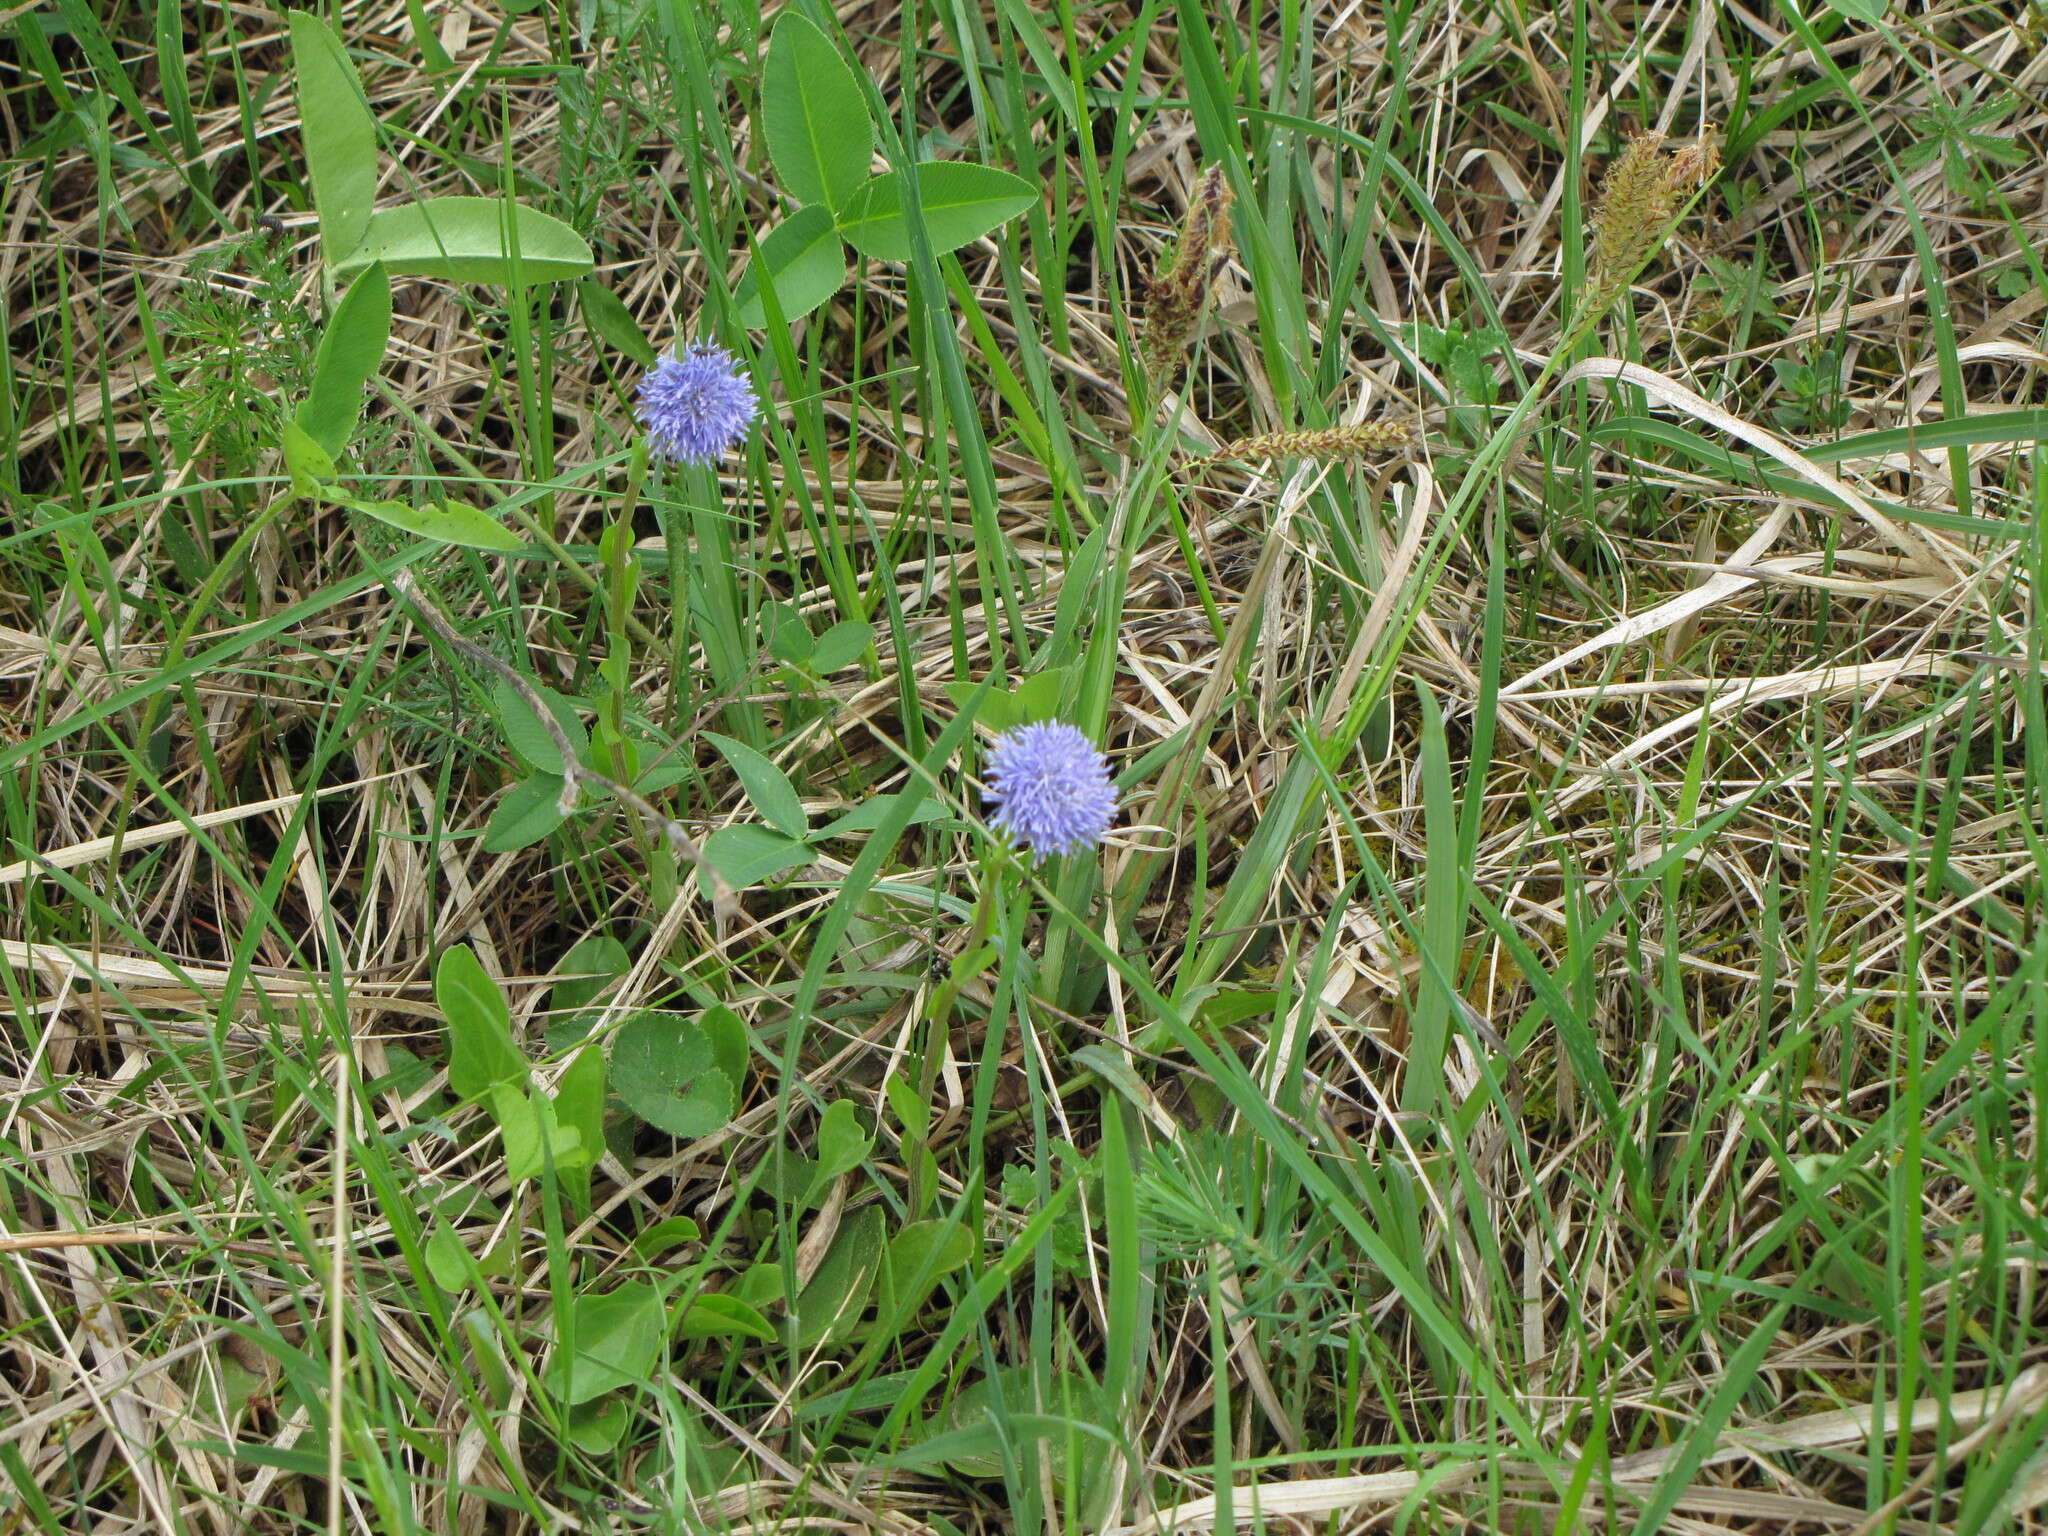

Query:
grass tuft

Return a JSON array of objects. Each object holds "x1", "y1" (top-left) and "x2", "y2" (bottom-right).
[{"x1": 4, "y1": 0, "x2": 2048, "y2": 1532}]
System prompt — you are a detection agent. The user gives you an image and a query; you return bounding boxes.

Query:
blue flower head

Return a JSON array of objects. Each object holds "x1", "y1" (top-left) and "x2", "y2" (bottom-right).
[
  {"x1": 983, "y1": 721, "x2": 1117, "y2": 861},
  {"x1": 636, "y1": 343, "x2": 759, "y2": 464}
]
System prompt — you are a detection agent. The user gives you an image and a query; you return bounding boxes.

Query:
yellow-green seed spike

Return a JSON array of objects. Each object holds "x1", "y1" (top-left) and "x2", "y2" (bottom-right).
[{"x1": 1206, "y1": 420, "x2": 1413, "y2": 465}]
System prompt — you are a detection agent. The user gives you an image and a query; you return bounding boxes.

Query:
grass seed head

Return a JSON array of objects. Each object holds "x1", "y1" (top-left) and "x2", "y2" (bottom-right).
[
  {"x1": 1582, "y1": 131, "x2": 1721, "y2": 321},
  {"x1": 1142, "y1": 165, "x2": 1235, "y2": 388},
  {"x1": 1209, "y1": 420, "x2": 1412, "y2": 465}
]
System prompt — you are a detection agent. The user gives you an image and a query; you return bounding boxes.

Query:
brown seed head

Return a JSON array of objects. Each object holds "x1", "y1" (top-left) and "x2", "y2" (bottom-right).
[
  {"x1": 1667, "y1": 134, "x2": 1722, "y2": 191},
  {"x1": 1143, "y1": 166, "x2": 1237, "y2": 387},
  {"x1": 1206, "y1": 420, "x2": 1412, "y2": 466}
]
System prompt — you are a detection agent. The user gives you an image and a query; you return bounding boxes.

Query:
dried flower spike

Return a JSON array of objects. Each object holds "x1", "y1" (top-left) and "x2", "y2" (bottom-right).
[
  {"x1": 1667, "y1": 136, "x2": 1722, "y2": 192},
  {"x1": 1208, "y1": 420, "x2": 1412, "y2": 466},
  {"x1": 983, "y1": 722, "x2": 1118, "y2": 861},
  {"x1": 636, "y1": 343, "x2": 759, "y2": 464},
  {"x1": 1582, "y1": 132, "x2": 1720, "y2": 322},
  {"x1": 1141, "y1": 166, "x2": 1235, "y2": 388}
]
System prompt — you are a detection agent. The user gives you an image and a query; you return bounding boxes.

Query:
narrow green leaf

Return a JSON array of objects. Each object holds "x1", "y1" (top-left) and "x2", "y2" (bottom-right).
[
  {"x1": 436, "y1": 945, "x2": 526, "y2": 1098},
  {"x1": 1098, "y1": 1091, "x2": 1145, "y2": 1428},
  {"x1": 399, "y1": 0, "x2": 453, "y2": 72},
  {"x1": 815, "y1": 793, "x2": 949, "y2": 839},
  {"x1": 578, "y1": 279, "x2": 654, "y2": 367},
  {"x1": 553, "y1": 1045, "x2": 605, "y2": 1206},
  {"x1": 1070, "y1": 1044, "x2": 1154, "y2": 1119},
  {"x1": 698, "y1": 1005, "x2": 749, "y2": 1086},
  {"x1": 835, "y1": 163, "x2": 1036, "y2": 261},
  {"x1": 296, "y1": 262, "x2": 390, "y2": 457},
  {"x1": 330, "y1": 493, "x2": 528, "y2": 553},
  {"x1": 287, "y1": 11, "x2": 378, "y2": 267},
  {"x1": 884, "y1": 1074, "x2": 929, "y2": 1139},
  {"x1": 1402, "y1": 681, "x2": 1465, "y2": 1118},
  {"x1": 187, "y1": 1441, "x2": 336, "y2": 1478},
  {"x1": 332, "y1": 196, "x2": 593, "y2": 284},
  {"x1": 734, "y1": 204, "x2": 847, "y2": 328},
  {"x1": 153, "y1": 0, "x2": 204, "y2": 164},
  {"x1": 760, "y1": 13, "x2": 874, "y2": 213},
  {"x1": 673, "y1": 1291, "x2": 775, "y2": 1342}
]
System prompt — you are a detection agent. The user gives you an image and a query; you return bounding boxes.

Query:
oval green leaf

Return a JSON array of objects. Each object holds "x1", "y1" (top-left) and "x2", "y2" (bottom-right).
[
  {"x1": 810, "y1": 618, "x2": 872, "y2": 673},
  {"x1": 734, "y1": 204, "x2": 846, "y2": 328},
  {"x1": 794, "y1": 1205, "x2": 885, "y2": 1346},
  {"x1": 806, "y1": 1098, "x2": 873, "y2": 1203},
  {"x1": 492, "y1": 678, "x2": 588, "y2": 776},
  {"x1": 482, "y1": 772, "x2": 567, "y2": 853},
  {"x1": 760, "y1": 12, "x2": 874, "y2": 214},
  {"x1": 552, "y1": 1282, "x2": 665, "y2": 1405},
  {"x1": 436, "y1": 944, "x2": 526, "y2": 1098},
  {"x1": 631, "y1": 1216, "x2": 701, "y2": 1260},
  {"x1": 288, "y1": 11, "x2": 378, "y2": 267},
  {"x1": 332, "y1": 196, "x2": 594, "y2": 284},
  {"x1": 496, "y1": 1083, "x2": 582, "y2": 1183},
  {"x1": 835, "y1": 163, "x2": 1037, "y2": 261},
  {"x1": 282, "y1": 420, "x2": 336, "y2": 497},
  {"x1": 705, "y1": 731, "x2": 808, "y2": 840},
  {"x1": 423, "y1": 1224, "x2": 471, "y2": 1292},
  {"x1": 566, "y1": 1398, "x2": 630, "y2": 1455},
  {"x1": 673, "y1": 1291, "x2": 775, "y2": 1343},
  {"x1": 297, "y1": 262, "x2": 391, "y2": 456},
  {"x1": 613, "y1": 1013, "x2": 735, "y2": 1138},
  {"x1": 702, "y1": 824, "x2": 814, "y2": 890},
  {"x1": 875, "y1": 1218, "x2": 975, "y2": 1332}
]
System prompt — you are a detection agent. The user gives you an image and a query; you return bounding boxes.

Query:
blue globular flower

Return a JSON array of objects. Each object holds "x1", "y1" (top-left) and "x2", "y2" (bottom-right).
[
  {"x1": 635, "y1": 343, "x2": 759, "y2": 464},
  {"x1": 983, "y1": 721, "x2": 1117, "y2": 861}
]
